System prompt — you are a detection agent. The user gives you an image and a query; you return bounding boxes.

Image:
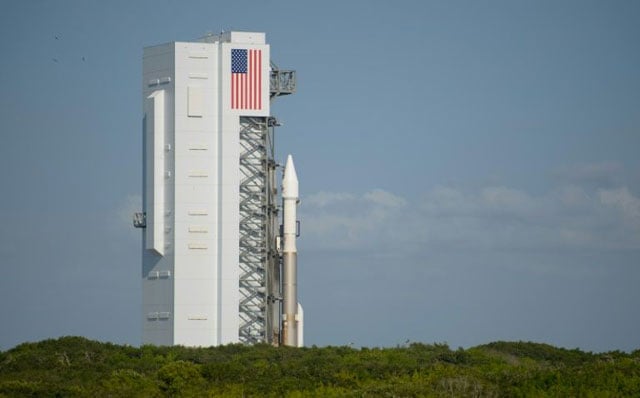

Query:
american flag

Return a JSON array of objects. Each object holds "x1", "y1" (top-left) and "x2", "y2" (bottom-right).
[{"x1": 231, "y1": 48, "x2": 262, "y2": 110}]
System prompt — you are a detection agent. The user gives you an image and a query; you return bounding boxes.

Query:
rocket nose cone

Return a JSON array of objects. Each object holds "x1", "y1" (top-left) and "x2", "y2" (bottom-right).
[
  {"x1": 283, "y1": 154, "x2": 299, "y2": 198},
  {"x1": 284, "y1": 155, "x2": 298, "y2": 181}
]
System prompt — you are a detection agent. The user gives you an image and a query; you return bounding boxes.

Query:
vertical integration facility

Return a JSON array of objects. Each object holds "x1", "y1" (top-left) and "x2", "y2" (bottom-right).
[{"x1": 134, "y1": 31, "x2": 302, "y2": 347}]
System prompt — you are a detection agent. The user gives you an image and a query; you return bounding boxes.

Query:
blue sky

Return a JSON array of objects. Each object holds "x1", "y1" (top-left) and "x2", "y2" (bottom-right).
[{"x1": 0, "y1": 0, "x2": 639, "y2": 352}]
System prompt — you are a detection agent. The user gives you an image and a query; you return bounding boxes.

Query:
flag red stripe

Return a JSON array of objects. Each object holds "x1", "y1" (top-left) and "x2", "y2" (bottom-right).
[
  {"x1": 253, "y1": 50, "x2": 257, "y2": 108},
  {"x1": 241, "y1": 70, "x2": 245, "y2": 109},
  {"x1": 250, "y1": 50, "x2": 254, "y2": 109},
  {"x1": 232, "y1": 74, "x2": 237, "y2": 108},
  {"x1": 248, "y1": 50, "x2": 252, "y2": 109},
  {"x1": 249, "y1": 50, "x2": 253, "y2": 109},
  {"x1": 254, "y1": 50, "x2": 258, "y2": 108},
  {"x1": 231, "y1": 49, "x2": 262, "y2": 110}
]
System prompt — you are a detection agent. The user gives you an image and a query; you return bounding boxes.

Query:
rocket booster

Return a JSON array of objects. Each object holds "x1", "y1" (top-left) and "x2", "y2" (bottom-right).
[{"x1": 282, "y1": 154, "x2": 300, "y2": 347}]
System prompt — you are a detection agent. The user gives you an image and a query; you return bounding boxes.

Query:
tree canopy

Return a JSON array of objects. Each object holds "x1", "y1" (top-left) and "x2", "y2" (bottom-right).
[{"x1": 1, "y1": 337, "x2": 638, "y2": 397}]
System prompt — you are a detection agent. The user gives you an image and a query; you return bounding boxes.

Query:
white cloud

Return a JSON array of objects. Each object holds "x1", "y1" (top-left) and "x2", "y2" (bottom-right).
[
  {"x1": 304, "y1": 191, "x2": 356, "y2": 208},
  {"x1": 301, "y1": 189, "x2": 406, "y2": 249},
  {"x1": 480, "y1": 186, "x2": 537, "y2": 213},
  {"x1": 553, "y1": 161, "x2": 623, "y2": 187},
  {"x1": 599, "y1": 187, "x2": 640, "y2": 219},
  {"x1": 300, "y1": 184, "x2": 640, "y2": 252},
  {"x1": 363, "y1": 189, "x2": 406, "y2": 208},
  {"x1": 557, "y1": 185, "x2": 591, "y2": 207}
]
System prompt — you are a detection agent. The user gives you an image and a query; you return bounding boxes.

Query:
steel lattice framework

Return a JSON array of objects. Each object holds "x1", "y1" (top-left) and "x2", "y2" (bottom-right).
[
  {"x1": 238, "y1": 117, "x2": 279, "y2": 345},
  {"x1": 238, "y1": 63, "x2": 295, "y2": 345}
]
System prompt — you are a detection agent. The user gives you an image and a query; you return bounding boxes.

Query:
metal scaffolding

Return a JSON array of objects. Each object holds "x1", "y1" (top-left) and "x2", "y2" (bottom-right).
[
  {"x1": 238, "y1": 61, "x2": 295, "y2": 346},
  {"x1": 238, "y1": 117, "x2": 279, "y2": 345},
  {"x1": 270, "y1": 61, "x2": 296, "y2": 98}
]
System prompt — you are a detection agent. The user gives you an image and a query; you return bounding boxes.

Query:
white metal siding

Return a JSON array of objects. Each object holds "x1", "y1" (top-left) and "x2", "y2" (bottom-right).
[{"x1": 142, "y1": 34, "x2": 270, "y2": 347}]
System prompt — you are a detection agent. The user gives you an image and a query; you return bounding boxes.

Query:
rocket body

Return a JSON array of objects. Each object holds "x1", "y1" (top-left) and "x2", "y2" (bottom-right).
[{"x1": 282, "y1": 155, "x2": 299, "y2": 347}]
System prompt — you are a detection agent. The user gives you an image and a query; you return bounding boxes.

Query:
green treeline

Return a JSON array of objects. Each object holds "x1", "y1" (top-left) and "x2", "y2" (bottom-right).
[{"x1": 1, "y1": 337, "x2": 639, "y2": 397}]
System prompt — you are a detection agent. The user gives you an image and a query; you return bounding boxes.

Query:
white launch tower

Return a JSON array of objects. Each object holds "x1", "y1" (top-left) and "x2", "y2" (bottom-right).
[{"x1": 134, "y1": 32, "x2": 300, "y2": 347}]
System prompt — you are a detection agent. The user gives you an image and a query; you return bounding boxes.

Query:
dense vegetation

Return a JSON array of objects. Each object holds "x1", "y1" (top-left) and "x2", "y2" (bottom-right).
[{"x1": 1, "y1": 337, "x2": 638, "y2": 397}]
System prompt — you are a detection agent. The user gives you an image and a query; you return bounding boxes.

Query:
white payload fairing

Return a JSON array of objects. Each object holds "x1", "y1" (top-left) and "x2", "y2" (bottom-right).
[{"x1": 281, "y1": 155, "x2": 302, "y2": 347}]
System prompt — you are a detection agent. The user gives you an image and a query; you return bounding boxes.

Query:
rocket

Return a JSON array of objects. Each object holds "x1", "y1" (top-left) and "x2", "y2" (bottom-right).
[{"x1": 282, "y1": 154, "x2": 301, "y2": 347}]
